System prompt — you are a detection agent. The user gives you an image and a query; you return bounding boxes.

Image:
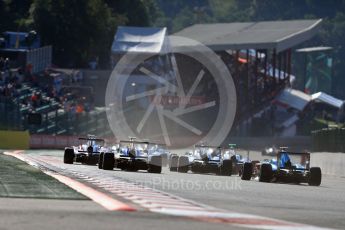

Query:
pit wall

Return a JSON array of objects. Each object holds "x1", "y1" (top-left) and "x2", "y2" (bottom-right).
[
  {"x1": 29, "y1": 134, "x2": 116, "y2": 149},
  {"x1": 312, "y1": 128, "x2": 345, "y2": 152},
  {"x1": 225, "y1": 136, "x2": 312, "y2": 152}
]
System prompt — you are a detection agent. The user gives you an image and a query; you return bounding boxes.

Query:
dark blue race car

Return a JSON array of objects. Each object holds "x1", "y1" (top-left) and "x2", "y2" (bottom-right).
[{"x1": 241, "y1": 148, "x2": 322, "y2": 186}]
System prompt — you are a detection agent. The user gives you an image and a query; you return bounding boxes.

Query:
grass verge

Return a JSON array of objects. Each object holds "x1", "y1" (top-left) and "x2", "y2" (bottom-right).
[{"x1": 0, "y1": 153, "x2": 87, "y2": 200}]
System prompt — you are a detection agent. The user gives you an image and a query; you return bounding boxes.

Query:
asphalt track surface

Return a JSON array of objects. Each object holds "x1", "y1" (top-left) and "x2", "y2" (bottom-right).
[{"x1": 2, "y1": 150, "x2": 345, "y2": 230}]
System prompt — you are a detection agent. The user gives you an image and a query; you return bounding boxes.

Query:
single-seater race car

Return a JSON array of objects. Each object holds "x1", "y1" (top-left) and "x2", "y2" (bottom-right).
[
  {"x1": 224, "y1": 144, "x2": 248, "y2": 175},
  {"x1": 100, "y1": 137, "x2": 163, "y2": 173},
  {"x1": 172, "y1": 144, "x2": 233, "y2": 176},
  {"x1": 241, "y1": 147, "x2": 322, "y2": 186},
  {"x1": 63, "y1": 135, "x2": 108, "y2": 165}
]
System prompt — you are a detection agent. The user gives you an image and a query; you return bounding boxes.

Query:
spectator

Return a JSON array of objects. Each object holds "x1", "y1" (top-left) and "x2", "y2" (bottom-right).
[
  {"x1": 31, "y1": 92, "x2": 38, "y2": 107},
  {"x1": 0, "y1": 57, "x2": 4, "y2": 70},
  {"x1": 63, "y1": 98, "x2": 70, "y2": 113},
  {"x1": 69, "y1": 103, "x2": 77, "y2": 121},
  {"x1": 0, "y1": 73, "x2": 3, "y2": 85},
  {"x1": 77, "y1": 70, "x2": 83, "y2": 83},
  {"x1": 76, "y1": 103, "x2": 84, "y2": 114},
  {"x1": 53, "y1": 76, "x2": 62, "y2": 94},
  {"x1": 4, "y1": 58, "x2": 10, "y2": 71}
]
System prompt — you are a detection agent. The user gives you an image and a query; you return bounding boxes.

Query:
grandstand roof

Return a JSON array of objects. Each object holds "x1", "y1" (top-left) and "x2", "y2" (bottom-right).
[
  {"x1": 275, "y1": 88, "x2": 312, "y2": 111},
  {"x1": 311, "y1": 92, "x2": 344, "y2": 109},
  {"x1": 111, "y1": 26, "x2": 167, "y2": 53},
  {"x1": 275, "y1": 89, "x2": 344, "y2": 111},
  {"x1": 174, "y1": 19, "x2": 322, "y2": 52}
]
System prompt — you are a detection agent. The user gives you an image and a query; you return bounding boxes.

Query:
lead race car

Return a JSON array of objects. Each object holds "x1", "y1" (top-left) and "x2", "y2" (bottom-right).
[
  {"x1": 172, "y1": 144, "x2": 233, "y2": 175},
  {"x1": 63, "y1": 135, "x2": 110, "y2": 165},
  {"x1": 99, "y1": 137, "x2": 164, "y2": 173},
  {"x1": 241, "y1": 147, "x2": 322, "y2": 186}
]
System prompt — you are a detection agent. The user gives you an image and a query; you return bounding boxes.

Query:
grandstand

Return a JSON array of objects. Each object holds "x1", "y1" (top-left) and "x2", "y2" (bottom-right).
[
  {"x1": 0, "y1": 67, "x2": 111, "y2": 137},
  {"x1": 174, "y1": 19, "x2": 324, "y2": 137},
  {"x1": 1, "y1": 19, "x2": 335, "y2": 143}
]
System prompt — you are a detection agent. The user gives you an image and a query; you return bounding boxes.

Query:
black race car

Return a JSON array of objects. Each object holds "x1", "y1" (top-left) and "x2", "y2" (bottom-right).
[
  {"x1": 171, "y1": 144, "x2": 233, "y2": 176},
  {"x1": 100, "y1": 138, "x2": 163, "y2": 173},
  {"x1": 63, "y1": 135, "x2": 108, "y2": 165}
]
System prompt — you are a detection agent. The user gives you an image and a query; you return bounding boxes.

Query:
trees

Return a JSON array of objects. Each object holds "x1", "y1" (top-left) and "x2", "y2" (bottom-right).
[
  {"x1": 153, "y1": 0, "x2": 345, "y2": 99},
  {"x1": 29, "y1": 0, "x2": 123, "y2": 67}
]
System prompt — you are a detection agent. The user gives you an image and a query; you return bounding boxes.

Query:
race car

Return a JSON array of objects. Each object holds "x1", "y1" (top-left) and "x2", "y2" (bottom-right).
[
  {"x1": 225, "y1": 144, "x2": 248, "y2": 175},
  {"x1": 241, "y1": 147, "x2": 322, "y2": 186},
  {"x1": 63, "y1": 135, "x2": 109, "y2": 165},
  {"x1": 172, "y1": 144, "x2": 233, "y2": 176},
  {"x1": 99, "y1": 137, "x2": 163, "y2": 173}
]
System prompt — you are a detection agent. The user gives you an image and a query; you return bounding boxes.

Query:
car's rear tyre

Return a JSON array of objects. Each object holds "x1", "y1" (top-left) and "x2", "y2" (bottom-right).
[
  {"x1": 64, "y1": 148, "x2": 74, "y2": 164},
  {"x1": 148, "y1": 156, "x2": 162, "y2": 173},
  {"x1": 308, "y1": 167, "x2": 322, "y2": 186},
  {"x1": 220, "y1": 159, "x2": 232, "y2": 176},
  {"x1": 98, "y1": 152, "x2": 104, "y2": 169},
  {"x1": 102, "y1": 152, "x2": 115, "y2": 170},
  {"x1": 259, "y1": 163, "x2": 273, "y2": 182},
  {"x1": 169, "y1": 155, "x2": 179, "y2": 172},
  {"x1": 177, "y1": 156, "x2": 189, "y2": 173},
  {"x1": 241, "y1": 162, "x2": 253, "y2": 180}
]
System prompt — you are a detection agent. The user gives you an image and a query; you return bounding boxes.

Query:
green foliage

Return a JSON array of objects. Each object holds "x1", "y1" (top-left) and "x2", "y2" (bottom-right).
[
  {"x1": 1, "y1": 0, "x2": 345, "y2": 92},
  {"x1": 154, "y1": 0, "x2": 345, "y2": 99},
  {"x1": 29, "y1": 0, "x2": 122, "y2": 67},
  {"x1": 0, "y1": 0, "x2": 33, "y2": 31}
]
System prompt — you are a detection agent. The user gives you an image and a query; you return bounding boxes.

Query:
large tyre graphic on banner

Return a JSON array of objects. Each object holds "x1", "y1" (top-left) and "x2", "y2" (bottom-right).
[{"x1": 105, "y1": 36, "x2": 236, "y2": 148}]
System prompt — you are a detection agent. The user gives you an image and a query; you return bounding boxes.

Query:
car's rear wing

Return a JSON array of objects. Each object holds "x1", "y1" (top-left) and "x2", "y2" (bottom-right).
[
  {"x1": 78, "y1": 137, "x2": 105, "y2": 142},
  {"x1": 277, "y1": 151, "x2": 310, "y2": 156},
  {"x1": 277, "y1": 151, "x2": 310, "y2": 170},
  {"x1": 194, "y1": 144, "x2": 222, "y2": 149},
  {"x1": 120, "y1": 140, "x2": 149, "y2": 145},
  {"x1": 119, "y1": 140, "x2": 167, "y2": 146}
]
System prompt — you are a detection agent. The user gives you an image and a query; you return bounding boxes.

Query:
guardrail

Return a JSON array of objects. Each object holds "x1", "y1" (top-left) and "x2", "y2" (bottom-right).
[
  {"x1": 29, "y1": 134, "x2": 116, "y2": 149},
  {"x1": 311, "y1": 152, "x2": 345, "y2": 177},
  {"x1": 312, "y1": 128, "x2": 345, "y2": 152}
]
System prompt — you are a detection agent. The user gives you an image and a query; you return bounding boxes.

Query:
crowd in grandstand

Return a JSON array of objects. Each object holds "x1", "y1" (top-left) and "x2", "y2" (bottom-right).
[{"x1": 0, "y1": 56, "x2": 94, "y2": 125}]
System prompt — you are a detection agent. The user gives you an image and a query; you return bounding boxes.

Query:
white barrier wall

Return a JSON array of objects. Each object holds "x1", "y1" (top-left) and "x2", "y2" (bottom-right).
[{"x1": 311, "y1": 152, "x2": 345, "y2": 177}]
